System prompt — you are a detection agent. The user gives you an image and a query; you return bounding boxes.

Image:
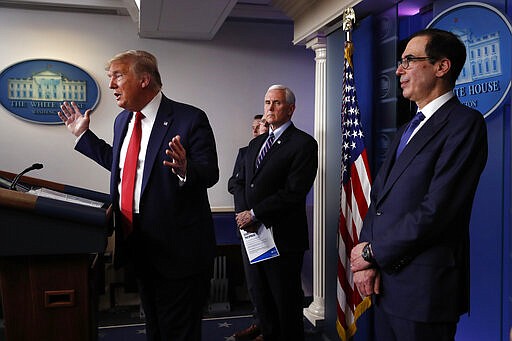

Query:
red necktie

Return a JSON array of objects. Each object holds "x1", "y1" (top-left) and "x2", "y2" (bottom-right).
[{"x1": 121, "y1": 111, "x2": 144, "y2": 235}]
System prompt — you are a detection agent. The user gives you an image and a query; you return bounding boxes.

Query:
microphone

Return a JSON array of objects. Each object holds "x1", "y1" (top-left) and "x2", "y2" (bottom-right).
[{"x1": 9, "y1": 163, "x2": 44, "y2": 191}]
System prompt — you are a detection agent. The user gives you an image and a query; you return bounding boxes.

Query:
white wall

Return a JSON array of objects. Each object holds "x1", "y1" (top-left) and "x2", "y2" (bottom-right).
[{"x1": 0, "y1": 8, "x2": 315, "y2": 209}]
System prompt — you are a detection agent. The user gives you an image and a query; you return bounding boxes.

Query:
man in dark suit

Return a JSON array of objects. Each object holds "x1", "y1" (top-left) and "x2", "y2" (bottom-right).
[
  {"x1": 228, "y1": 114, "x2": 267, "y2": 213},
  {"x1": 228, "y1": 114, "x2": 268, "y2": 340},
  {"x1": 233, "y1": 85, "x2": 318, "y2": 341},
  {"x1": 58, "y1": 50, "x2": 218, "y2": 341},
  {"x1": 350, "y1": 29, "x2": 488, "y2": 341}
]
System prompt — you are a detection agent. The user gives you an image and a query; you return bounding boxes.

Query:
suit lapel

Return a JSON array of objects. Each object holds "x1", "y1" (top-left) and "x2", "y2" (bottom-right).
[
  {"x1": 252, "y1": 124, "x2": 294, "y2": 177},
  {"x1": 141, "y1": 96, "x2": 174, "y2": 194},
  {"x1": 248, "y1": 133, "x2": 267, "y2": 177},
  {"x1": 113, "y1": 111, "x2": 132, "y2": 160},
  {"x1": 112, "y1": 111, "x2": 131, "y2": 204},
  {"x1": 377, "y1": 107, "x2": 449, "y2": 205}
]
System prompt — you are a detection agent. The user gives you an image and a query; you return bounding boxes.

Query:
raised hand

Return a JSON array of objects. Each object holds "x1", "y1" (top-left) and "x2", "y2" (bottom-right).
[{"x1": 58, "y1": 101, "x2": 92, "y2": 137}]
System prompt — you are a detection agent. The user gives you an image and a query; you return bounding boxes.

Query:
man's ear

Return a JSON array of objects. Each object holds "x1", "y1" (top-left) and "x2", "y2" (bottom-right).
[
  {"x1": 288, "y1": 104, "x2": 296, "y2": 117},
  {"x1": 436, "y1": 58, "x2": 451, "y2": 78},
  {"x1": 140, "y1": 73, "x2": 151, "y2": 88}
]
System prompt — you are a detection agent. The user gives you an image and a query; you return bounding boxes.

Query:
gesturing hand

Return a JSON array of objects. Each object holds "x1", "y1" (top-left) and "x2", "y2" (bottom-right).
[
  {"x1": 164, "y1": 135, "x2": 187, "y2": 178},
  {"x1": 58, "y1": 101, "x2": 92, "y2": 137}
]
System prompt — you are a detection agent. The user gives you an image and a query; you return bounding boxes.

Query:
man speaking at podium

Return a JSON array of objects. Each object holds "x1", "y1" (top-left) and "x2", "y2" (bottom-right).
[{"x1": 58, "y1": 50, "x2": 219, "y2": 341}]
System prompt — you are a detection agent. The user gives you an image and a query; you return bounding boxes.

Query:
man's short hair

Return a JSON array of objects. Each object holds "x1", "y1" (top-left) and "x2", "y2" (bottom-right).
[
  {"x1": 267, "y1": 84, "x2": 296, "y2": 105},
  {"x1": 106, "y1": 50, "x2": 163, "y2": 90},
  {"x1": 409, "y1": 29, "x2": 466, "y2": 87}
]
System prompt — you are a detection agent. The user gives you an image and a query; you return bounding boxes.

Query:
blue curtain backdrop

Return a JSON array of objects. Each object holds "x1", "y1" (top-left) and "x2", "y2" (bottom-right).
[{"x1": 325, "y1": 1, "x2": 511, "y2": 340}]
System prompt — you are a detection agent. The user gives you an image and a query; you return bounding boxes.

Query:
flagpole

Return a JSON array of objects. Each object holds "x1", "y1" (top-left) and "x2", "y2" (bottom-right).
[{"x1": 337, "y1": 6, "x2": 373, "y2": 341}]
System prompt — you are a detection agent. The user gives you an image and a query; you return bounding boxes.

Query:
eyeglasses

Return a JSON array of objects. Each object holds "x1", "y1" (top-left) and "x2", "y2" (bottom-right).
[{"x1": 397, "y1": 56, "x2": 434, "y2": 69}]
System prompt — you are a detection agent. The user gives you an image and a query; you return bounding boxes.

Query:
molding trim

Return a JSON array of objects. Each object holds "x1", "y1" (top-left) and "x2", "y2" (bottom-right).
[{"x1": 274, "y1": 0, "x2": 361, "y2": 45}]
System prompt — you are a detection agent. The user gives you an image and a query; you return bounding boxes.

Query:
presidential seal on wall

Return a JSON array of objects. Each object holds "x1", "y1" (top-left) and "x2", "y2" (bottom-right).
[
  {"x1": 428, "y1": 2, "x2": 512, "y2": 118},
  {"x1": 0, "y1": 59, "x2": 100, "y2": 124}
]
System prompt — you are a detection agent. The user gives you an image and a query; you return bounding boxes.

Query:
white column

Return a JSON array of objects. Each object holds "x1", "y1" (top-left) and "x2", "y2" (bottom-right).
[{"x1": 304, "y1": 35, "x2": 327, "y2": 326}]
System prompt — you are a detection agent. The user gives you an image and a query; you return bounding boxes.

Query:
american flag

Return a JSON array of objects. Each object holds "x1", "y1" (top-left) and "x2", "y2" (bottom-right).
[{"x1": 336, "y1": 41, "x2": 372, "y2": 341}]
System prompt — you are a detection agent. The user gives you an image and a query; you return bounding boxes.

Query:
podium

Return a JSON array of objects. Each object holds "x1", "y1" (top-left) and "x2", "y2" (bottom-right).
[{"x1": 0, "y1": 171, "x2": 110, "y2": 341}]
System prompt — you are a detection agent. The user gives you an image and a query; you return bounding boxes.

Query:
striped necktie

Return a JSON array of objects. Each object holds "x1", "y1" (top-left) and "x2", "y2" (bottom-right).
[{"x1": 256, "y1": 132, "x2": 275, "y2": 168}]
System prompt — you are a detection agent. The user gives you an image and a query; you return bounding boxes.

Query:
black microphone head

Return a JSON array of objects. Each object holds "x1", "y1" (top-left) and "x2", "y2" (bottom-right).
[{"x1": 10, "y1": 163, "x2": 43, "y2": 190}]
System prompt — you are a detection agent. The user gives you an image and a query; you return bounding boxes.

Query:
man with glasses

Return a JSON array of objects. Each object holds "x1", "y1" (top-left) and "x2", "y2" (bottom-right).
[{"x1": 350, "y1": 29, "x2": 488, "y2": 340}]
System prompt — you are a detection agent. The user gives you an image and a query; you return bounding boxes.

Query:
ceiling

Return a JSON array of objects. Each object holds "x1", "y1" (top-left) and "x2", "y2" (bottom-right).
[
  {"x1": 0, "y1": 0, "x2": 433, "y2": 41},
  {"x1": 138, "y1": 0, "x2": 292, "y2": 40},
  {"x1": 0, "y1": 0, "x2": 293, "y2": 40}
]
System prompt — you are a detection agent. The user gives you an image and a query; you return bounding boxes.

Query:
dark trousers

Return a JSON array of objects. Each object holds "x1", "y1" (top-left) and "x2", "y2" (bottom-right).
[
  {"x1": 244, "y1": 249, "x2": 305, "y2": 341},
  {"x1": 374, "y1": 302, "x2": 458, "y2": 341},
  {"x1": 241, "y1": 244, "x2": 260, "y2": 326},
  {"x1": 122, "y1": 218, "x2": 210, "y2": 341},
  {"x1": 136, "y1": 267, "x2": 210, "y2": 341}
]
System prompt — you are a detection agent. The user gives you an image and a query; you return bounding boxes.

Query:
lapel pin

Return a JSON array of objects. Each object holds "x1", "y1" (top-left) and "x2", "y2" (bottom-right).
[{"x1": 164, "y1": 121, "x2": 168, "y2": 126}]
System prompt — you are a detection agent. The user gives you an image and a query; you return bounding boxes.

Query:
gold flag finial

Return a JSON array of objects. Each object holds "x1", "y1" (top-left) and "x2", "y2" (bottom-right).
[
  {"x1": 342, "y1": 7, "x2": 356, "y2": 32},
  {"x1": 342, "y1": 7, "x2": 356, "y2": 42}
]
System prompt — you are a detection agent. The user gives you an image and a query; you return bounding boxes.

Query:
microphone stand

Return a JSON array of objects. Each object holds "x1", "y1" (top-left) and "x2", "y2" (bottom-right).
[{"x1": 9, "y1": 163, "x2": 44, "y2": 191}]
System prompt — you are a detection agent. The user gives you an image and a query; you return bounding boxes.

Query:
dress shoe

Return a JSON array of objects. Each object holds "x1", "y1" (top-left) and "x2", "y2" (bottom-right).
[
  {"x1": 252, "y1": 335, "x2": 264, "y2": 341},
  {"x1": 232, "y1": 324, "x2": 261, "y2": 340}
]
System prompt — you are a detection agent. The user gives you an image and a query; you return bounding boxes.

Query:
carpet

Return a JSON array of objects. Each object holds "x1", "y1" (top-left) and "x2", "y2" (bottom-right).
[
  {"x1": 2, "y1": 307, "x2": 324, "y2": 341},
  {"x1": 98, "y1": 315, "x2": 253, "y2": 341},
  {"x1": 98, "y1": 315, "x2": 324, "y2": 341}
]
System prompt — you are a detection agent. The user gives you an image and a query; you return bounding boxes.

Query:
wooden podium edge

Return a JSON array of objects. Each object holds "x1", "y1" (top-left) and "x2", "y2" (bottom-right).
[{"x1": 0, "y1": 187, "x2": 36, "y2": 211}]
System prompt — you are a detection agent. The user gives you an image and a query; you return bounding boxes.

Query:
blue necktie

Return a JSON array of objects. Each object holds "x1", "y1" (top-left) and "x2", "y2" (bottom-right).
[
  {"x1": 256, "y1": 132, "x2": 275, "y2": 168},
  {"x1": 396, "y1": 111, "x2": 425, "y2": 158}
]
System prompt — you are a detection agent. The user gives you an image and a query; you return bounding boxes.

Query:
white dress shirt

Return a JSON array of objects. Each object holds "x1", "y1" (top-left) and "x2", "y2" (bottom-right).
[
  {"x1": 408, "y1": 91, "x2": 454, "y2": 143},
  {"x1": 117, "y1": 92, "x2": 161, "y2": 213}
]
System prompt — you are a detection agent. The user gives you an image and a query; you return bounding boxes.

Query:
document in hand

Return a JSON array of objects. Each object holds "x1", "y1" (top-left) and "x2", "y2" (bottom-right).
[{"x1": 241, "y1": 224, "x2": 280, "y2": 264}]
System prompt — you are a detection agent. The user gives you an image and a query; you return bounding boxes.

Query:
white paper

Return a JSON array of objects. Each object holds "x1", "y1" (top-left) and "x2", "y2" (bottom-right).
[
  {"x1": 28, "y1": 187, "x2": 104, "y2": 208},
  {"x1": 241, "y1": 224, "x2": 280, "y2": 264}
]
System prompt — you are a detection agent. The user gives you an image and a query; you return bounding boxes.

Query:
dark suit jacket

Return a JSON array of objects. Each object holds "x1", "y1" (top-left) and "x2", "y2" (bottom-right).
[
  {"x1": 233, "y1": 123, "x2": 318, "y2": 253},
  {"x1": 360, "y1": 97, "x2": 488, "y2": 322},
  {"x1": 228, "y1": 145, "x2": 248, "y2": 213},
  {"x1": 75, "y1": 95, "x2": 219, "y2": 278}
]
